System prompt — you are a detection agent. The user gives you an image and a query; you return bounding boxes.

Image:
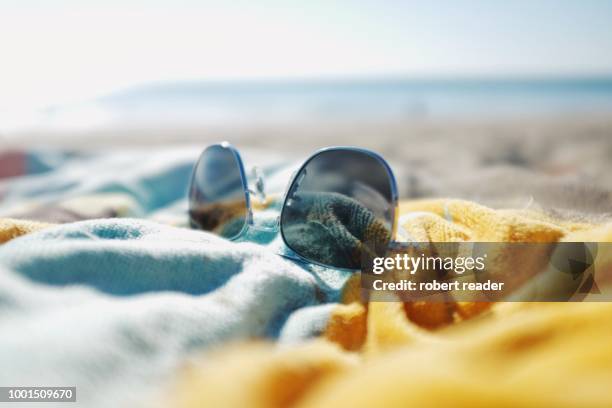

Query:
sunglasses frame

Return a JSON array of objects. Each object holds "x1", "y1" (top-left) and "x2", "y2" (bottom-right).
[{"x1": 189, "y1": 142, "x2": 399, "y2": 270}]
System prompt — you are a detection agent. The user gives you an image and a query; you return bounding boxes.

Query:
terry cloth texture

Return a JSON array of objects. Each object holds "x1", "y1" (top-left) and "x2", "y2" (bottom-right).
[
  {"x1": 0, "y1": 218, "x2": 50, "y2": 244},
  {"x1": 0, "y1": 217, "x2": 351, "y2": 408},
  {"x1": 1, "y1": 147, "x2": 611, "y2": 407}
]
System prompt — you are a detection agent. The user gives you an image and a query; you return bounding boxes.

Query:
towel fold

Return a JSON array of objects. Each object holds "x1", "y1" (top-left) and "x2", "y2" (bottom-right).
[{"x1": 0, "y1": 216, "x2": 350, "y2": 407}]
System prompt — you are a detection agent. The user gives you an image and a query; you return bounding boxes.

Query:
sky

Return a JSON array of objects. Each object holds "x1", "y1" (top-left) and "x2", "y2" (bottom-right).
[{"x1": 1, "y1": 0, "x2": 612, "y2": 109}]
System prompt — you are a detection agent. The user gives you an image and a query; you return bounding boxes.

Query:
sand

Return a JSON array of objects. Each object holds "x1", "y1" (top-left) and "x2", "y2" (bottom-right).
[{"x1": 2, "y1": 113, "x2": 612, "y2": 216}]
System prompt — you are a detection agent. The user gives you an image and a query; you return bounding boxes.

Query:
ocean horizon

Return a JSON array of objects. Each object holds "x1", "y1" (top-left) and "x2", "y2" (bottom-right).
[{"x1": 5, "y1": 77, "x2": 612, "y2": 133}]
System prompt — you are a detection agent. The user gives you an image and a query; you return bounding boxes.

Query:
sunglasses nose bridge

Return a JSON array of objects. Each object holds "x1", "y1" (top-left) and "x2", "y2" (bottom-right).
[
  {"x1": 247, "y1": 191, "x2": 281, "y2": 233},
  {"x1": 247, "y1": 214, "x2": 280, "y2": 233}
]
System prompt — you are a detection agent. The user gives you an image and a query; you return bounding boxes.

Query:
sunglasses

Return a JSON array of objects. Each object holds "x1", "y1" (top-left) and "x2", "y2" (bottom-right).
[{"x1": 188, "y1": 142, "x2": 398, "y2": 270}]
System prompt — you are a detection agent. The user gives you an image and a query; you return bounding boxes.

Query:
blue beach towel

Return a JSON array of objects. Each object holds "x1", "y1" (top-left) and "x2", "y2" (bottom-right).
[{"x1": 0, "y1": 147, "x2": 351, "y2": 407}]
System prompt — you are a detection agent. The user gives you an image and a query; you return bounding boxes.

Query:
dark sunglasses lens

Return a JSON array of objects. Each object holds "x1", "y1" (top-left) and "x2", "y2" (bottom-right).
[
  {"x1": 281, "y1": 150, "x2": 394, "y2": 269},
  {"x1": 189, "y1": 145, "x2": 248, "y2": 239}
]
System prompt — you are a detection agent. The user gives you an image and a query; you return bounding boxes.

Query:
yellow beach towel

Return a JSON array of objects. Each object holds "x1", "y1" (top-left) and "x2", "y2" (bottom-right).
[
  {"x1": 169, "y1": 199, "x2": 612, "y2": 408},
  {"x1": 0, "y1": 218, "x2": 50, "y2": 244}
]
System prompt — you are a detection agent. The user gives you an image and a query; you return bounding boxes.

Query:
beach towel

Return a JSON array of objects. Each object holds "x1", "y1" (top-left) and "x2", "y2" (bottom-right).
[
  {"x1": 0, "y1": 218, "x2": 49, "y2": 243},
  {"x1": 1, "y1": 148, "x2": 611, "y2": 407},
  {"x1": 168, "y1": 205, "x2": 612, "y2": 408}
]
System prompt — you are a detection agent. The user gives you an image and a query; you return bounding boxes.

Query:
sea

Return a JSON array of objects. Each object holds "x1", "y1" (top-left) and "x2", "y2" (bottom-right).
[{"x1": 4, "y1": 77, "x2": 612, "y2": 132}]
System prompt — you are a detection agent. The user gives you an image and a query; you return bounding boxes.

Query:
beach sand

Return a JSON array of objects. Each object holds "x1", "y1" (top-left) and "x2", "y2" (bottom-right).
[{"x1": 2, "y1": 113, "x2": 612, "y2": 216}]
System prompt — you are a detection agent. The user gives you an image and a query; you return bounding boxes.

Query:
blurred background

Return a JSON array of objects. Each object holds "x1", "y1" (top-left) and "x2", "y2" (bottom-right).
[
  {"x1": 2, "y1": 4, "x2": 612, "y2": 406},
  {"x1": 1, "y1": 0, "x2": 612, "y2": 210}
]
